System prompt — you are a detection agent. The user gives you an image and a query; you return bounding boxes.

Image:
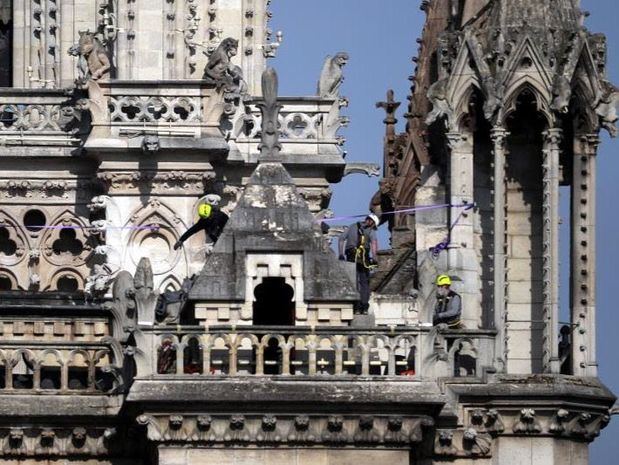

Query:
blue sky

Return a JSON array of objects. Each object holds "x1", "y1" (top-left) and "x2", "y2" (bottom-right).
[{"x1": 271, "y1": 0, "x2": 618, "y2": 461}]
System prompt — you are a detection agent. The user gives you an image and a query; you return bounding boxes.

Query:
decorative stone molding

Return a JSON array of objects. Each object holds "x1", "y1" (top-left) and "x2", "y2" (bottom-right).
[
  {"x1": 462, "y1": 406, "x2": 611, "y2": 443},
  {"x1": 135, "y1": 413, "x2": 434, "y2": 447},
  {"x1": 0, "y1": 426, "x2": 123, "y2": 457},
  {"x1": 0, "y1": 180, "x2": 80, "y2": 200},
  {"x1": 96, "y1": 170, "x2": 215, "y2": 195},
  {"x1": 512, "y1": 408, "x2": 543, "y2": 434},
  {"x1": 434, "y1": 428, "x2": 492, "y2": 458}
]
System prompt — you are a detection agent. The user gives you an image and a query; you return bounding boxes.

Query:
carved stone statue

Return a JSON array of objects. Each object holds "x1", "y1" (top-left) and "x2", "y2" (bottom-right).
[
  {"x1": 317, "y1": 52, "x2": 349, "y2": 98},
  {"x1": 426, "y1": 78, "x2": 451, "y2": 125},
  {"x1": 551, "y1": 74, "x2": 572, "y2": 114},
  {"x1": 68, "y1": 31, "x2": 111, "y2": 83},
  {"x1": 85, "y1": 264, "x2": 113, "y2": 298},
  {"x1": 203, "y1": 38, "x2": 247, "y2": 94},
  {"x1": 596, "y1": 80, "x2": 619, "y2": 136}
]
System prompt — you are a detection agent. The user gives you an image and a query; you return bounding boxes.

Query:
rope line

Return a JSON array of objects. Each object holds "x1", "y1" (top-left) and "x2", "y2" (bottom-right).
[{"x1": 0, "y1": 203, "x2": 473, "y2": 232}]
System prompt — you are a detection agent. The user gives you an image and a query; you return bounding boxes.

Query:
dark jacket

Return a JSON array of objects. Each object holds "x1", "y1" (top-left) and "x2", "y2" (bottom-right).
[
  {"x1": 433, "y1": 290, "x2": 462, "y2": 327},
  {"x1": 178, "y1": 209, "x2": 229, "y2": 244}
]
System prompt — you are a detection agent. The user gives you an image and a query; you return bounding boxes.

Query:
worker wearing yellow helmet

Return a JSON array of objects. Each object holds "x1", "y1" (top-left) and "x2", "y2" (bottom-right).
[
  {"x1": 173, "y1": 194, "x2": 229, "y2": 251},
  {"x1": 433, "y1": 274, "x2": 462, "y2": 328}
]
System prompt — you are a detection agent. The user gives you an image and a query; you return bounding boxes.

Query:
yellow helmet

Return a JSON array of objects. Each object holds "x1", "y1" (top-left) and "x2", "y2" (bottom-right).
[
  {"x1": 197, "y1": 203, "x2": 212, "y2": 219},
  {"x1": 436, "y1": 274, "x2": 451, "y2": 286}
]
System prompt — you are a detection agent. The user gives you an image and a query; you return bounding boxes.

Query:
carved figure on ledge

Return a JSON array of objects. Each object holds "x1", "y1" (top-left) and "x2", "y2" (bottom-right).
[
  {"x1": 317, "y1": 52, "x2": 349, "y2": 98},
  {"x1": 68, "y1": 31, "x2": 111, "y2": 84},
  {"x1": 203, "y1": 38, "x2": 247, "y2": 94}
]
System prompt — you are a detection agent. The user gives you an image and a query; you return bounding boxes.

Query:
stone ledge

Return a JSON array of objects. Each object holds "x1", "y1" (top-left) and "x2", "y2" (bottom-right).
[
  {"x1": 127, "y1": 378, "x2": 445, "y2": 415},
  {"x1": 0, "y1": 395, "x2": 123, "y2": 417}
]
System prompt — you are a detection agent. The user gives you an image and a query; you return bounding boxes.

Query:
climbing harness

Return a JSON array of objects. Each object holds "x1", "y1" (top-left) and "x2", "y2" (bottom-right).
[{"x1": 352, "y1": 222, "x2": 377, "y2": 270}]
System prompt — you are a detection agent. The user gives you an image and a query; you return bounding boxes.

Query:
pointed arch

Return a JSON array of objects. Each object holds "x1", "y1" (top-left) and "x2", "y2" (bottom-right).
[
  {"x1": 0, "y1": 210, "x2": 29, "y2": 267},
  {"x1": 125, "y1": 200, "x2": 187, "y2": 276},
  {"x1": 40, "y1": 209, "x2": 92, "y2": 267},
  {"x1": 502, "y1": 81, "x2": 552, "y2": 129}
]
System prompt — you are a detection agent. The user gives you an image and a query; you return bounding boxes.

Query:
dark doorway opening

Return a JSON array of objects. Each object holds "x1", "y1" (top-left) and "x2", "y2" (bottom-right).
[{"x1": 252, "y1": 277, "x2": 295, "y2": 326}]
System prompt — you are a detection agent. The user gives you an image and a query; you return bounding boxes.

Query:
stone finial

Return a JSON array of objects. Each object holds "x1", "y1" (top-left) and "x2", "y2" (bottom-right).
[{"x1": 257, "y1": 68, "x2": 283, "y2": 161}]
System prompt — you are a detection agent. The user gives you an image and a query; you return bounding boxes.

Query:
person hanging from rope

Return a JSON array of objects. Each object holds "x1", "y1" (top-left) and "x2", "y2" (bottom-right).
[
  {"x1": 433, "y1": 274, "x2": 463, "y2": 328},
  {"x1": 173, "y1": 194, "x2": 229, "y2": 253},
  {"x1": 338, "y1": 214, "x2": 380, "y2": 315}
]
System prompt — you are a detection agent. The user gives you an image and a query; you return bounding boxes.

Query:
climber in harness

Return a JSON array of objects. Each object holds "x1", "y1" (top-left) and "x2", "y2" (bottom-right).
[
  {"x1": 173, "y1": 194, "x2": 229, "y2": 252},
  {"x1": 338, "y1": 214, "x2": 379, "y2": 314},
  {"x1": 433, "y1": 274, "x2": 463, "y2": 328}
]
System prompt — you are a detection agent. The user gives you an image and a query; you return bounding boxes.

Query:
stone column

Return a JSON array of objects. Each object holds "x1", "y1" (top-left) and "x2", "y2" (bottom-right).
[
  {"x1": 446, "y1": 131, "x2": 479, "y2": 328},
  {"x1": 490, "y1": 127, "x2": 508, "y2": 370},
  {"x1": 542, "y1": 128, "x2": 562, "y2": 374},
  {"x1": 571, "y1": 134, "x2": 599, "y2": 377}
]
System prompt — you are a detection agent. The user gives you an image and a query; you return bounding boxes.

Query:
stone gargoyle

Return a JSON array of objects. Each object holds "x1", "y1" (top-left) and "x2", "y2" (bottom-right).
[
  {"x1": 68, "y1": 31, "x2": 111, "y2": 84},
  {"x1": 317, "y1": 52, "x2": 349, "y2": 98},
  {"x1": 203, "y1": 37, "x2": 247, "y2": 94}
]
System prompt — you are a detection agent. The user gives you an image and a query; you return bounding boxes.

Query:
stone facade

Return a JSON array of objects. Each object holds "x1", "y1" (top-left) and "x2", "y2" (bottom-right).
[{"x1": 0, "y1": 1, "x2": 616, "y2": 465}]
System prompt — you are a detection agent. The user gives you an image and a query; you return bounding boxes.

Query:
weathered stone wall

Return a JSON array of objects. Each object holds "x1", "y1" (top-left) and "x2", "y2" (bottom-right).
[{"x1": 158, "y1": 447, "x2": 409, "y2": 465}]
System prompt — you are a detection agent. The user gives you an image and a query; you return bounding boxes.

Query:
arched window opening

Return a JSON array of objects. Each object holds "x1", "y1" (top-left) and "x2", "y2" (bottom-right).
[
  {"x1": 505, "y1": 90, "x2": 547, "y2": 374},
  {"x1": 52, "y1": 229, "x2": 84, "y2": 256},
  {"x1": 40, "y1": 353, "x2": 61, "y2": 390},
  {"x1": 183, "y1": 338, "x2": 203, "y2": 374},
  {"x1": 67, "y1": 353, "x2": 89, "y2": 390},
  {"x1": 470, "y1": 89, "x2": 494, "y2": 328},
  {"x1": 263, "y1": 337, "x2": 282, "y2": 375},
  {"x1": 57, "y1": 275, "x2": 79, "y2": 293},
  {"x1": 0, "y1": 227, "x2": 17, "y2": 256},
  {"x1": 23, "y1": 209, "x2": 46, "y2": 233},
  {"x1": 0, "y1": 274, "x2": 13, "y2": 291},
  {"x1": 12, "y1": 353, "x2": 34, "y2": 389},
  {"x1": 157, "y1": 338, "x2": 177, "y2": 374},
  {"x1": 252, "y1": 277, "x2": 295, "y2": 326}
]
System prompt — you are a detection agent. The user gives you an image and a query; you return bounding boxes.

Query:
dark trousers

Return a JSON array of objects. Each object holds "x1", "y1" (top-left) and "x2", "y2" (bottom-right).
[
  {"x1": 346, "y1": 248, "x2": 370, "y2": 313},
  {"x1": 355, "y1": 263, "x2": 370, "y2": 313}
]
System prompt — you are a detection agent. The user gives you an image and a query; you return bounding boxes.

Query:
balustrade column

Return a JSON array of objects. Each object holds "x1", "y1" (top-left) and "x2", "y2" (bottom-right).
[
  {"x1": 446, "y1": 131, "x2": 479, "y2": 329},
  {"x1": 490, "y1": 127, "x2": 508, "y2": 371},
  {"x1": 542, "y1": 128, "x2": 562, "y2": 374},
  {"x1": 571, "y1": 134, "x2": 599, "y2": 377}
]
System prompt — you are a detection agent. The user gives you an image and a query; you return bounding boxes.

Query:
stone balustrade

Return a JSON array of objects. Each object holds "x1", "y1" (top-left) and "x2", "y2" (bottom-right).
[
  {"x1": 86, "y1": 80, "x2": 225, "y2": 142},
  {"x1": 0, "y1": 88, "x2": 85, "y2": 146},
  {"x1": 147, "y1": 325, "x2": 496, "y2": 379},
  {"x1": 0, "y1": 338, "x2": 122, "y2": 393},
  {"x1": 238, "y1": 97, "x2": 347, "y2": 142}
]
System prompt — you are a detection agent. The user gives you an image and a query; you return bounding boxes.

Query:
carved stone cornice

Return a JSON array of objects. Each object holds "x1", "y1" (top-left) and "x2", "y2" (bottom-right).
[
  {"x1": 0, "y1": 180, "x2": 82, "y2": 200},
  {"x1": 0, "y1": 426, "x2": 125, "y2": 457},
  {"x1": 136, "y1": 413, "x2": 434, "y2": 447},
  {"x1": 96, "y1": 170, "x2": 215, "y2": 194},
  {"x1": 462, "y1": 406, "x2": 611, "y2": 443}
]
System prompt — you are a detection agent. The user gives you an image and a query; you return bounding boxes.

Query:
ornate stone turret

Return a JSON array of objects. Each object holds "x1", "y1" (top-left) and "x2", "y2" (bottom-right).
[{"x1": 188, "y1": 69, "x2": 358, "y2": 326}]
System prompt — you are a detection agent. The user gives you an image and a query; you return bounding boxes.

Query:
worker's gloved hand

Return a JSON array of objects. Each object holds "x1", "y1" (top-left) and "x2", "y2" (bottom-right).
[
  {"x1": 173, "y1": 240, "x2": 182, "y2": 250},
  {"x1": 369, "y1": 258, "x2": 378, "y2": 266},
  {"x1": 339, "y1": 254, "x2": 346, "y2": 261}
]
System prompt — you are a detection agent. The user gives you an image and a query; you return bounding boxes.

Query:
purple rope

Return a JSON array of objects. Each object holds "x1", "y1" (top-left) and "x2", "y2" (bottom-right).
[{"x1": 319, "y1": 203, "x2": 463, "y2": 224}]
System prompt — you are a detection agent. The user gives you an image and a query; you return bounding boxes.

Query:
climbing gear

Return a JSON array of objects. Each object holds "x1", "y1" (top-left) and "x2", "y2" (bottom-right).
[
  {"x1": 366, "y1": 213, "x2": 380, "y2": 227},
  {"x1": 352, "y1": 222, "x2": 378, "y2": 270},
  {"x1": 429, "y1": 202, "x2": 476, "y2": 259},
  {"x1": 197, "y1": 203, "x2": 213, "y2": 219},
  {"x1": 436, "y1": 274, "x2": 452, "y2": 286}
]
